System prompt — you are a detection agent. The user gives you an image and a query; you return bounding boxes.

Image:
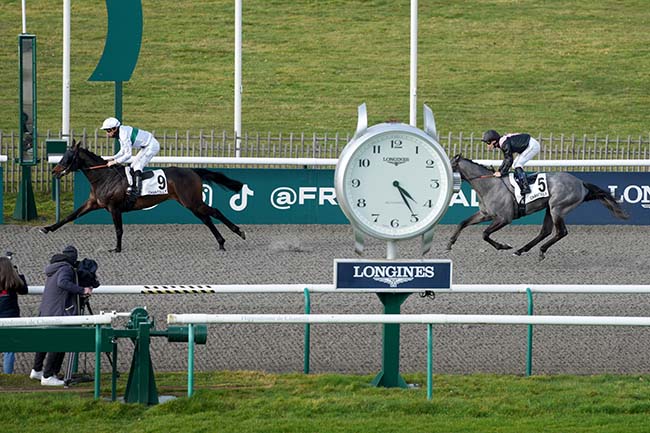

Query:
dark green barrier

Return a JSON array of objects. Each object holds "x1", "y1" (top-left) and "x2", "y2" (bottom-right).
[{"x1": 73, "y1": 167, "x2": 547, "y2": 225}]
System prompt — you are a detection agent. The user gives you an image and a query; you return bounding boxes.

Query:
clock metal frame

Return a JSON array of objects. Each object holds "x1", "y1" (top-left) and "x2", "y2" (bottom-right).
[{"x1": 335, "y1": 104, "x2": 459, "y2": 255}]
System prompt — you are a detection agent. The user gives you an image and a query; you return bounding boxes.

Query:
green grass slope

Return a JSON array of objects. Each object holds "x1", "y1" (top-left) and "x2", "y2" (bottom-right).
[{"x1": 1, "y1": 0, "x2": 649, "y2": 135}]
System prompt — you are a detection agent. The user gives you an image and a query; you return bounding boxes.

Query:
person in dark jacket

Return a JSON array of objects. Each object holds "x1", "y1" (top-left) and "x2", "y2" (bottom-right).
[
  {"x1": 30, "y1": 245, "x2": 93, "y2": 386},
  {"x1": 481, "y1": 129, "x2": 541, "y2": 194},
  {"x1": 0, "y1": 255, "x2": 28, "y2": 374}
]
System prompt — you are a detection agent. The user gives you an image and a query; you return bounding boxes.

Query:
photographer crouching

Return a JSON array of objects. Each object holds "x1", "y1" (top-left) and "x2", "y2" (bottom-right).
[{"x1": 30, "y1": 245, "x2": 96, "y2": 386}]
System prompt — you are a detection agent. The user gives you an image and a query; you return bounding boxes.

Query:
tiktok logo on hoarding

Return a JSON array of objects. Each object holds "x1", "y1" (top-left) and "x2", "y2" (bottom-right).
[
  {"x1": 608, "y1": 184, "x2": 650, "y2": 209},
  {"x1": 229, "y1": 184, "x2": 255, "y2": 211},
  {"x1": 202, "y1": 183, "x2": 254, "y2": 211}
]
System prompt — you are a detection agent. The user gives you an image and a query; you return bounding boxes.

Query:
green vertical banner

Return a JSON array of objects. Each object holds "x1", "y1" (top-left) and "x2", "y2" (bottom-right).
[{"x1": 88, "y1": 0, "x2": 143, "y2": 82}]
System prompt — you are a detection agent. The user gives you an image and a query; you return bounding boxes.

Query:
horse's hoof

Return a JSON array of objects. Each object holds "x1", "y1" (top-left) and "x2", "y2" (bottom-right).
[
  {"x1": 239, "y1": 230, "x2": 246, "y2": 240},
  {"x1": 513, "y1": 250, "x2": 523, "y2": 256},
  {"x1": 538, "y1": 252, "x2": 546, "y2": 261},
  {"x1": 498, "y1": 244, "x2": 512, "y2": 250},
  {"x1": 218, "y1": 244, "x2": 226, "y2": 251},
  {"x1": 39, "y1": 227, "x2": 50, "y2": 234},
  {"x1": 109, "y1": 248, "x2": 121, "y2": 253}
]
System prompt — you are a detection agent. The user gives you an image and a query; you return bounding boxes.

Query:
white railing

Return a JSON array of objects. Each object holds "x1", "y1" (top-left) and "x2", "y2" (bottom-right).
[
  {"x1": 0, "y1": 313, "x2": 117, "y2": 327},
  {"x1": 47, "y1": 155, "x2": 650, "y2": 167},
  {"x1": 48, "y1": 156, "x2": 339, "y2": 166},
  {"x1": 26, "y1": 283, "x2": 650, "y2": 295},
  {"x1": 167, "y1": 312, "x2": 650, "y2": 400},
  {"x1": 167, "y1": 312, "x2": 650, "y2": 326}
]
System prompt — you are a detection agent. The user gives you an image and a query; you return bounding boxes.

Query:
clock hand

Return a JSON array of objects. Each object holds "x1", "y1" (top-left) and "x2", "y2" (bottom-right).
[{"x1": 393, "y1": 181, "x2": 416, "y2": 215}]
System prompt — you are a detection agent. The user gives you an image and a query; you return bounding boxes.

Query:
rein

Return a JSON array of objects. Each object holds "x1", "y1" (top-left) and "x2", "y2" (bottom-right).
[
  {"x1": 88, "y1": 164, "x2": 109, "y2": 170},
  {"x1": 465, "y1": 174, "x2": 495, "y2": 181}
]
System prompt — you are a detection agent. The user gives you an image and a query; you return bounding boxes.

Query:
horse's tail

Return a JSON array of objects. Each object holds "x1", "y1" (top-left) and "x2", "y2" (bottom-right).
[
  {"x1": 193, "y1": 168, "x2": 243, "y2": 192},
  {"x1": 583, "y1": 182, "x2": 629, "y2": 220}
]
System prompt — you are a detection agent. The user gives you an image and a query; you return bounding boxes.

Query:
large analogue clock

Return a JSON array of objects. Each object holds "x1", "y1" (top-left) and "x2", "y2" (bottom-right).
[{"x1": 335, "y1": 104, "x2": 459, "y2": 254}]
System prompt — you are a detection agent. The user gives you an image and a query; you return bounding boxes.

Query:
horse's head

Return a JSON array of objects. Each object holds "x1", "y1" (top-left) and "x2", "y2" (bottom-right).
[
  {"x1": 450, "y1": 154, "x2": 463, "y2": 171},
  {"x1": 52, "y1": 141, "x2": 81, "y2": 178},
  {"x1": 450, "y1": 154, "x2": 493, "y2": 181},
  {"x1": 52, "y1": 140, "x2": 106, "y2": 178}
]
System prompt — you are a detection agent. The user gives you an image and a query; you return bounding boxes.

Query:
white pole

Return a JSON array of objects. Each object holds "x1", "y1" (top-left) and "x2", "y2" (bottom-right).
[
  {"x1": 409, "y1": 0, "x2": 418, "y2": 126},
  {"x1": 21, "y1": 0, "x2": 27, "y2": 33},
  {"x1": 234, "y1": 0, "x2": 242, "y2": 158},
  {"x1": 62, "y1": 0, "x2": 71, "y2": 143}
]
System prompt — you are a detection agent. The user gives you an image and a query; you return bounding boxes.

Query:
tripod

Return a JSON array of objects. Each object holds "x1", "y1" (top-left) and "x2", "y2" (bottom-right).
[{"x1": 63, "y1": 294, "x2": 116, "y2": 386}]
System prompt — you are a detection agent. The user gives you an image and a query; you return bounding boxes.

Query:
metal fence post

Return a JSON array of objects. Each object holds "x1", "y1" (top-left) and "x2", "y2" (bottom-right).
[
  {"x1": 526, "y1": 287, "x2": 534, "y2": 376},
  {"x1": 303, "y1": 287, "x2": 311, "y2": 374}
]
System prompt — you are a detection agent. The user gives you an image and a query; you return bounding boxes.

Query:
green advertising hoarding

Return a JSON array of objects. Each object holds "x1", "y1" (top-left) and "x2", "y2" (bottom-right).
[{"x1": 73, "y1": 168, "x2": 545, "y2": 225}]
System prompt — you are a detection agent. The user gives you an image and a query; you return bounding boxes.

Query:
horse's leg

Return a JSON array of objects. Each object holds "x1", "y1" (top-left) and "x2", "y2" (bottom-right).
[
  {"x1": 513, "y1": 207, "x2": 553, "y2": 256},
  {"x1": 40, "y1": 200, "x2": 99, "y2": 233},
  {"x1": 191, "y1": 210, "x2": 227, "y2": 251},
  {"x1": 108, "y1": 209, "x2": 124, "y2": 253},
  {"x1": 196, "y1": 203, "x2": 246, "y2": 240},
  {"x1": 482, "y1": 217, "x2": 513, "y2": 250},
  {"x1": 538, "y1": 216, "x2": 568, "y2": 260},
  {"x1": 446, "y1": 211, "x2": 492, "y2": 250}
]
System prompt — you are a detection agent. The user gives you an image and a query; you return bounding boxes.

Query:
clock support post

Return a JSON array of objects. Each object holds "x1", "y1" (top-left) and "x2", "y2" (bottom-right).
[{"x1": 371, "y1": 240, "x2": 409, "y2": 388}]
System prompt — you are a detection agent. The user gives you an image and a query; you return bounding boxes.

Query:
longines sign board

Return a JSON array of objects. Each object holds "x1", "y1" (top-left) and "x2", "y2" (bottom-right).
[
  {"x1": 334, "y1": 259, "x2": 452, "y2": 292},
  {"x1": 72, "y1": 169, "x2": 649, "y2": 225}
]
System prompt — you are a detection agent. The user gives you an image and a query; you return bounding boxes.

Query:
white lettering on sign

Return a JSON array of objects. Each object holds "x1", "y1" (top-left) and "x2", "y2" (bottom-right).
[
  {"x1": 449, "y1": 190, "x2": 480, "y2": 207},
  {"x1": 608, "y1": 184, "x2": 650, "y2": 209},
  {"x1": 271, "y1": 186, "x2": 337, "y2": 210}
]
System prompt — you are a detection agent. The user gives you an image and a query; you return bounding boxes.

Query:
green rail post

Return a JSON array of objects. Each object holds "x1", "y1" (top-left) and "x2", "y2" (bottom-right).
[
  {"x1": 188, "y1": 323, "x2": 195, "y2": 397},
  {"x1": 526, "y1": 287, "x2": 534, "y2": 377},
  {"x1": 371, "y1": 292, "x2": 410, "y2": 388},
  {"x1": 111, "y1": 340, "x2": 118, "y2": 401},
  {"x1": 94, "y1": 325, "x2": 101, "y2": 399},
  {"x1": 427, "y1": 324, "x2": 433, "y2": 400},
  {"x1": 303, "y1": 288, "x2": 311, "y2": 374}
]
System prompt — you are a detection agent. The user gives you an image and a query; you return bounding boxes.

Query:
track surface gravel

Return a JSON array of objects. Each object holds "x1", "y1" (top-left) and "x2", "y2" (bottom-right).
[{"x1": 2, "y1": 223, "x2": 648, "y2": 376}]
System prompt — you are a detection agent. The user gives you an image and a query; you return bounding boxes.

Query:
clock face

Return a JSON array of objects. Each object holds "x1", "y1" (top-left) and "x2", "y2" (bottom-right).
[{"x1": 335, "y1": 124, "x2": 453, "y2": 240}]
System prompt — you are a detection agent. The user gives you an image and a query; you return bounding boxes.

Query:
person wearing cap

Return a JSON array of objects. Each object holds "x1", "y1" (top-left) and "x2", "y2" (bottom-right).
[
  {"x1": 100, "y1": 117, "x2": 161, "y2": 207},
  {"x1": 481, "y1": 129, "x2": 540, "y2": 194},
  {"x1": 30, "y1": 245, "x2": 93, "y2": 386}
]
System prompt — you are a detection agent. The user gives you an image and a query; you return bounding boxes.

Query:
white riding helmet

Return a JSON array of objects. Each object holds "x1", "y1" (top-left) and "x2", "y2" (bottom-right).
[{"x1": 101, "y1": 117, "x2": 121, "y2": 130}]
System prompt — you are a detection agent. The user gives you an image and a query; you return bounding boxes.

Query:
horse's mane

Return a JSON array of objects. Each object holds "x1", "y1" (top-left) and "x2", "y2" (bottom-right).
[
  {"x1": 453, "y1": 154, "x2": 494, "y2": 173},
  {"x1": 78, "y1": 146, "x2": 108, "y2": 165}
]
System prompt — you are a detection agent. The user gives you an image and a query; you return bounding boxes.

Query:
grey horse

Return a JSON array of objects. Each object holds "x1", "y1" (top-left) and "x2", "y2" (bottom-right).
[{"x1": 446, "y1": 155, "x2": 628, "y2": 259}]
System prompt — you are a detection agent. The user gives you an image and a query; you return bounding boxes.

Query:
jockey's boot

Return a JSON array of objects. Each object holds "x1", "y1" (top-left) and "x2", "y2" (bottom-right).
[
  {"x1": 125, "y1": 170, "x2": 142, "y2": 208},
  {"x1": 514, "y1": 167, "x2": 531, "y2": 194}
]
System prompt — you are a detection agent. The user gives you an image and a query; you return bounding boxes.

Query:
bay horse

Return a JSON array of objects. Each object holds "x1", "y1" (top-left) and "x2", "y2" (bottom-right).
[
  {"x1": 447, "y1": 155, "x2": 628, "y2": 259},
  {"x1": 40, "y1": 141, "x2": 246, "y2": 252}
]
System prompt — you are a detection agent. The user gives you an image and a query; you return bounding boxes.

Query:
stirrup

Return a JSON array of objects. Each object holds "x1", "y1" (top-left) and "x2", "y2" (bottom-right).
[{"x1": 518, "y1": 197, "x2": 527, "y2": 217}]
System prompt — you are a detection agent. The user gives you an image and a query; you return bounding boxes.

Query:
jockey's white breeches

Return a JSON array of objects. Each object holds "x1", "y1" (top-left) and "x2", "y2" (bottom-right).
[
  {"x1": 513, "y1": 137, "x2": 540, "y2": 169},
  {"x1": 130, "y1": 138, "x2": 160, "y2": 173}
]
